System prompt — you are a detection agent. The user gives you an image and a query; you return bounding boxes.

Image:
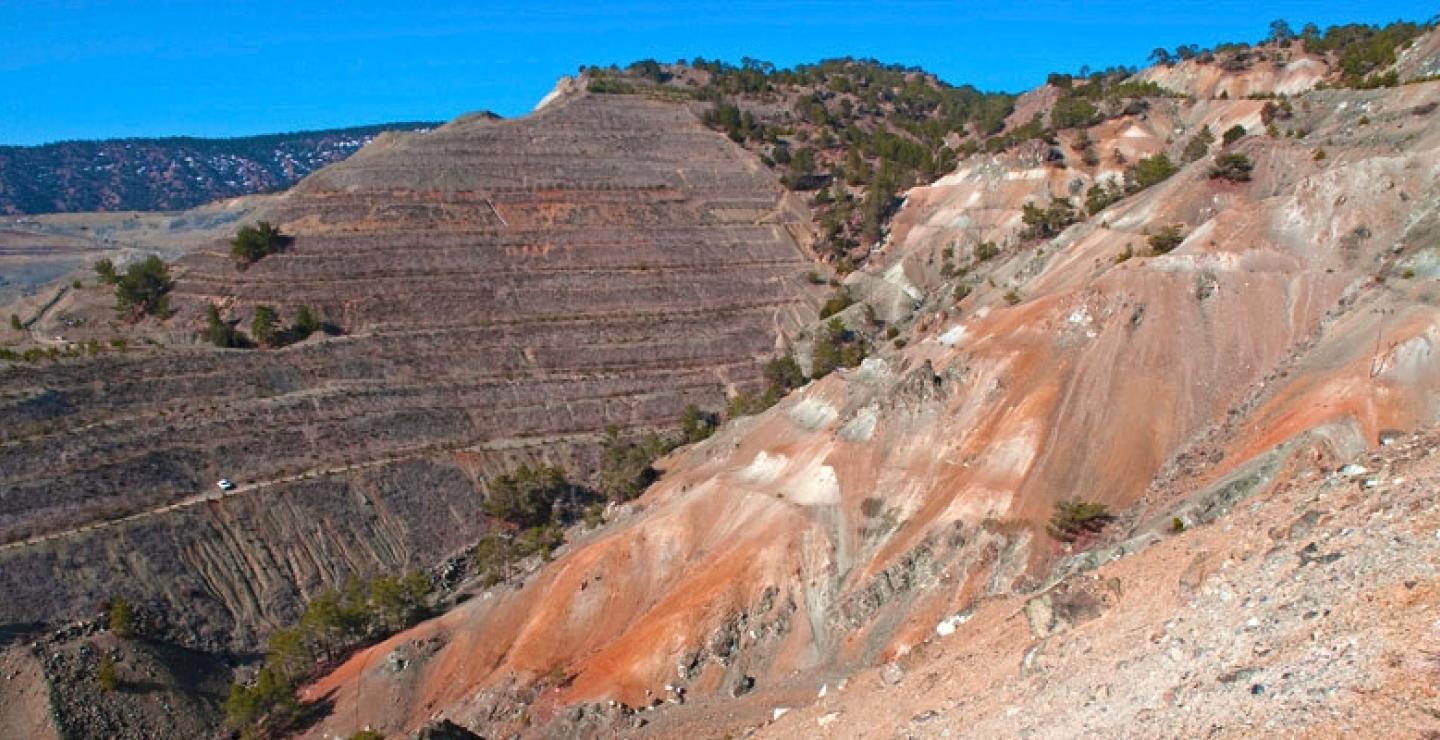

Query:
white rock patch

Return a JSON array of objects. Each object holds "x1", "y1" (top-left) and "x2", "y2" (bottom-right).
[
  {"x1": 937, "y1": 324, "x2": 967, "y2": 347},
  {"x1": 790, "y1": 397, "x2": 839, "y2": 430}
]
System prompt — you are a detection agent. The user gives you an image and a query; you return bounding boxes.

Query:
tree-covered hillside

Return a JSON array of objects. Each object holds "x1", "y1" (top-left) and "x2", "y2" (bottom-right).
[{"x1": 0, "y1": 122, "x2": 439, "y2": 215}]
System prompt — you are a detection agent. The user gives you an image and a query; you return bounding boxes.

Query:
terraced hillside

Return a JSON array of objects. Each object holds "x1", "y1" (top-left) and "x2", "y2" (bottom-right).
[{"x1": 0, "y1": 91, "x2": 820, "y2": 647}]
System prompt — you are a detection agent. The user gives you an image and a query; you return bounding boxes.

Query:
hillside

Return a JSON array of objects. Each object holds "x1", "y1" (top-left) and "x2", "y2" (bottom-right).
[
  {"x1": 2, "y1": 18, "x2": 1439, "y2": 740},
  {"x1": 0, "y1": 122, "x2": 440, "y2": 215},
  {"x1": 290, "y1": 25, "x2": 1440, "y2": 739},
  {"x1": 0, "y1": 91, "x2": 820, "y2": 656}
]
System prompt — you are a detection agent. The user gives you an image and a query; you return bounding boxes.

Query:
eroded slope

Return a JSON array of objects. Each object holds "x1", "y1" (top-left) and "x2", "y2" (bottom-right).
[
  {"x1": 0, "y1": 92, "x2": 819, "y2": 647},
  {"x1": 298, "y1": 52, "x2": 1440, "y2": 739}
]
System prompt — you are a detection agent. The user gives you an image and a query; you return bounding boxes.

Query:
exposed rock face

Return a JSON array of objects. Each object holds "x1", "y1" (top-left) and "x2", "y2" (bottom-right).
[
  {"x1": 298, "y1": 47, "x2": 1440, "y2": 739},
  {"x1": 0, "y1": 93, "x2": 818, "y2": 647},
  {"x1": 757, "y1": 429, "x2": 1440, "y2": 737}
]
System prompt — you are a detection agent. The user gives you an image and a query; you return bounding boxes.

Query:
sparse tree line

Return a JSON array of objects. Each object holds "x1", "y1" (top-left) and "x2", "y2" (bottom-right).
[
  {"x1": 205, "y1": 302, "x2": 330, "y2": 349},
  {"x1": 0, "y1": 336, "x2": 127, "y2": 364},
  {"x1": 224, "y1": 573, "x2": 433, "y2": 737},
  {"x1": 596, "y1": 57, "x2": 1018, "y2": 270},
  {"x1": 1017, "y1": 122, "x2": 1254, "y2": 255},
  {"x1": 1144, "y1": 18, "x2": 1433, "y2": 89},
  {"x1": 565, "y1": 16, "x2": 1427, "y2": 275},
  {"x1": 470, "y1": 422, "x2": 714, "y2": 586},
  {"x1": 726, "y1": 317, "x2": 868, "y2": 417}
]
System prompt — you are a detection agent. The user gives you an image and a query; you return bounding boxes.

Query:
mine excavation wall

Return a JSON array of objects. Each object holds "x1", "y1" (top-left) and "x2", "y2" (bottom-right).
[{"x1": 0, "y1": 93, "x2": 821, "y2": 648}]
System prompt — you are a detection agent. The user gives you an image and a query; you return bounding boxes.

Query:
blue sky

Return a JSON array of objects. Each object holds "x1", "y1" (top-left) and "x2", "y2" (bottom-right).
[{"x1": 0, "y1": 1, "x2": 1433, "y2": 145}]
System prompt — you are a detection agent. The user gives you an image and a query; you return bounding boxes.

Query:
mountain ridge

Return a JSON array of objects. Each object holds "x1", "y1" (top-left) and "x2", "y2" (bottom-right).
[{"x1": 0, "y1": 121, "x2": 442, "y2": 215}]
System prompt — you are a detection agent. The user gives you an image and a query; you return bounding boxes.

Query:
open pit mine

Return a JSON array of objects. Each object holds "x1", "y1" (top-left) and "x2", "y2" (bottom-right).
[{"x1": 3, "y1": 22, "x2": 1440, "y2": 740}]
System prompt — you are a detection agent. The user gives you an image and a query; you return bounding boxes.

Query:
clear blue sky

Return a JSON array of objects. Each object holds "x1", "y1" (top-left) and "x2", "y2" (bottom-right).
[{"x1": 1, "y1": 1, "x2": 1433, "y2": 145}]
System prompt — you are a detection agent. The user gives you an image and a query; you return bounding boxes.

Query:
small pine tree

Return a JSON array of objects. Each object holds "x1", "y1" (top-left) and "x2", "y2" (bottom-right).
[
  {"x1": 94, "y1": 258, "x2": 118, "y2": 285},
  {"x1": 109, "y1": 597, "x2": 136, "y2": 638},
  {"x1": 251, "y1": 306, "x2": 278, "y2": 347},
  {"x1": 205, "y1": 304, "x2": 242, "y2": 348},
  {"x1": 230, "y1": 222, "x2": 287, "y2": 266},
  {"x1": 8, "y1": 314, "x2": 20, "y2": 331},
  {"x1": 97, "y1": 653, "x2": 118, "y2": 692},
  {"x1": 1148, "y1": 224, "x2": 1187, "y2": 254},
  {"x1": 293, "y1": 305, "x2": 320, "y2": 338},
  {"x1": 1126, "y1": 153, "x2": 1178, "y2": 191},
  {"x1": 1209, "y1": 153, "x2": 1254, "y2": 182},
  {"x1": 114, "y1": 256, "x2": 173, "y2": 318},
  {"x1": 1221, "y1": 124, "x2": 1247, "y2": 146},
  {"x1": 680, "y1": 404, "x2": 717, "y2": 443},
  {"x1": 1182, "y1": 125, "x2": 1213, "y2": 162}
]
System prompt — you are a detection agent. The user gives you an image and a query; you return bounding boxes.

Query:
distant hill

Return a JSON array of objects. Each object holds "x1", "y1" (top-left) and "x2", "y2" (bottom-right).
[{"x1": 0, "y1": 122, "x2": 441, "y2": 214}]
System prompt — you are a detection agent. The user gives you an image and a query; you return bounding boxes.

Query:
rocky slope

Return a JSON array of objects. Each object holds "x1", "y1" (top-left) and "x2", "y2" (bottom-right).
[
  {"x1": 0, "y1": 91, "x2": 820, "y2": 651},
  {"x1": 294, "y1": 33, "x2": 1440, "y2": 739},
  {"x1": 0, "y1": 123, "x2": 439, "y2": 215}
]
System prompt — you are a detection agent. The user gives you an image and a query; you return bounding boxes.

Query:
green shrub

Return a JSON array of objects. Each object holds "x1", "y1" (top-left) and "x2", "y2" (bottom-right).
[
  {"x1": 226, "y1": 571, "x2": 432, "y2": 737},
  {"x1": 108, "y1": 597, "x2": 136, "y2": 638},
  {"x1": 114, "y1": 255, "x2": 173, "y2": 318},
  {"x1": 810, "y1": 317, "x2": 866, "y2": 378},
  {"x1": 764, "y1": 354, "x2": 806, "y2": 390},
  {"x1": 1046, "y1": 499, "x2": 1113, "y2": 542},
  {"x1": 1020, "y1": 198, "x2": 1079, "y2": 240},
  {"x1": 680, "y1": 404, "x2": 718, "y2": 443},
  {"x1": 1209, "y1": 152, "x2": 1254, "y2": 182},
  {"x1": 97, "y1": 653, "x2": 118, "y2": 693},
  {"x1": 727, "y1": 354, "x2": 806, "y2": 419},
  {"x1": 230, "y1": 222, "x2": 288, "y2": 266},
  {"x1": 293, "y1": 305, "x2": 320, "y2": 339},
  {"x1": 1148, "y1": 224, "x2": 1186, "y2": 254},
  {"x1": 94, "y1": 258, "x2": 118, "y2": 285},
  {"x1": 1050, "y1": 96, "x2": 1102, "y2": 129},
  {"x1": 8, "y1": 314, "x2": 20, "y2": 331},
  {"x1": 484, "y1": 464, "x2": 571, "y2": 528},
  {"x1": 250, "y1": 306, "x2": 278, "y2": 347},
  {"x1": 205, "y1": 304, "x2": 244, "y2": 348},
  {"x1": 973, "y1": 241, "x2": 1000, "y2": 262},
  {"x1": 224, "y1": 663, "x2": 299, "y2": 737},
  {"x1": 1181, "y1": 125, "x2": 1213, "y2": 162},
  {"x1": 596, "y1": 429, "x2": 675, "y2": 502},
  {"x1": 819, "y1": 287, "x2": 854, "y2": 319},
  {"x1": 1221, "y1": 124, "x2": 1247, "y2": 146},
  {"x1": 1085, "y1": 180, "x2": 1124, "y2": 216},
  {"x1": 1126, "y1": 152, "x2": 1178, "y2": 191}
]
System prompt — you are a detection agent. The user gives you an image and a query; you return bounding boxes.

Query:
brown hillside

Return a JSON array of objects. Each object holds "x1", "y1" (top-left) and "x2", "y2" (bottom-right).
[{"x1": 0, "y1": 92, "x2": 820, "y2": 648}]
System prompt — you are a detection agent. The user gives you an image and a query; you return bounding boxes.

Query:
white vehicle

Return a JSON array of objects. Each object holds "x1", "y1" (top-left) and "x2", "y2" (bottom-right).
[{"x1": 217, "y1": 478, "x2": 235, "y2": 491}]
